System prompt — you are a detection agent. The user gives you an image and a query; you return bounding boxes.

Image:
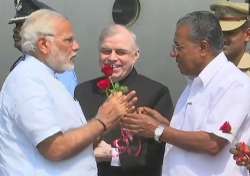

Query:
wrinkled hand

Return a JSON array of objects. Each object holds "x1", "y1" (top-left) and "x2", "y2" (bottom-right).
[
  {"x1": 96, "y1": 91, "x2": 137, "y2": 130},
  {"x1": 121, "y1": 112, "x2": 161, "y2": 138},
  {"x1": 137, "y1": 107, "x2": 170, "y2": 126},
  {"x1": 94, "y1": 140, "x2": 112, "y2": 162},
  {"x1": 230, "y1": 142, "x2": 250, "y2": 172}
]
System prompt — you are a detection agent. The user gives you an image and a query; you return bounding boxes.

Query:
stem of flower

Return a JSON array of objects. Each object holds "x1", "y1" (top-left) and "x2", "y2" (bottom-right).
[
  {"x1": 105, "y1": 90, "x2": 109, "y2": 97},
  {"x1": 109, "y1": 77, "x2": 114, "y2": 88},
  {"x1": 108, "y1": 77, "x2": 116, "y2": 94}
]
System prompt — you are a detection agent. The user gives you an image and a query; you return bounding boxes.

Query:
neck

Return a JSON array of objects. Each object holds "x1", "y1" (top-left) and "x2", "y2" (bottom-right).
[
  {"x1": 193, "y1": 52, "x2": 219, "y2": 77},
  {"x1": 229, "y1": 52, "x2": 245, "y2": 66}
]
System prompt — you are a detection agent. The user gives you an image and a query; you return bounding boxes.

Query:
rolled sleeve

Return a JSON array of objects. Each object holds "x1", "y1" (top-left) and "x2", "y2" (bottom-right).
[{"x1": 204, "y1": 83, "x2": 250, "y2": 142}]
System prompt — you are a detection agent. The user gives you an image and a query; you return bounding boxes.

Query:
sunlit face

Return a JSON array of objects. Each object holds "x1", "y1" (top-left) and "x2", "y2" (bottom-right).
[
  {"x1": 46, "y1": 19, "x2": 80, "y2": 73},
  {"x1": 12, "y1": 21, "x2": 24, "y2": 51},
  {"x1": 170, "y1": 25, "x2": 203, "y2": 76},
  {"x1": 99, "y1": 30, "x2": 139, "y2": 82},
  {"x1": 223, "y1": 26, "x2": 249, "y2": 63}
]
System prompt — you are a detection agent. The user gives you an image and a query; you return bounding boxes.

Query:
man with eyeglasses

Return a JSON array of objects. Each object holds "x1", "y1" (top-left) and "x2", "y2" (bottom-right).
[
  {"x1": 9, "y1": 0, "x2": 78, "y2": 96},
  {"x1": 121, "y1": 11, "x2": 250, "y2": 176},
  {"x1": 0, "y1": 9, "x2": 137, "y2": 176},
  {"x1": 74, "y1": 24, "x2": 173, "y2": 176}
]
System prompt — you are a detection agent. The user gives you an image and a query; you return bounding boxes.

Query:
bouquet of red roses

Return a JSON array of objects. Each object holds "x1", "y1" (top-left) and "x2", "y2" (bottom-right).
[{"x1": 97, "y1": 64, "x2": 128, "y2": 96}]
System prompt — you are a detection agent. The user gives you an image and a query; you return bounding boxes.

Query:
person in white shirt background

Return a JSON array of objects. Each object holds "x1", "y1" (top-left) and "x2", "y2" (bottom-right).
[{"x1": 210, "y1": 0, "x2": 250, "y2": 78}]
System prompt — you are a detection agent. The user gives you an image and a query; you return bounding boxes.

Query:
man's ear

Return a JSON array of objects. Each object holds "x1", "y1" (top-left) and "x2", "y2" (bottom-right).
[
  {"x1": 244, "y1": 27, "x2": 250, "y2": 42},
  {"x1": 200, "y1": 40, "x2": 209, "y2": 57},
  {"x1": 37, "y1": 37, "x2": 50, "y2": 55},
  {"x1": 133, "y1": 49, "x2": 140, "y2": 64}
]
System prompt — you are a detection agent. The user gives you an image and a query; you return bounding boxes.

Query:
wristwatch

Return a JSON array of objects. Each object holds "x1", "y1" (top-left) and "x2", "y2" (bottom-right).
[{"x1": 154, "y1": 124, "x2": 165, "y2": 142}]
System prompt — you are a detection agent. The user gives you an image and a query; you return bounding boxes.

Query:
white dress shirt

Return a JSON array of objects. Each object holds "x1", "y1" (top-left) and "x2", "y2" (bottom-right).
[
  {"x1": 0, "y1": 55, "x2": 97, "y2": 176},
  {"x1": 162, "y1": 52, "x2": 250, "y2": 176}
]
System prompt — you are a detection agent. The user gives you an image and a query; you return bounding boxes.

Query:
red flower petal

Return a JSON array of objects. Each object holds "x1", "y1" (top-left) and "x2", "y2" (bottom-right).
[
  {"x1": 101, "y1": 64, "x2": 113, "y2": 77},
  {"x1": 239, "y1": 142, "x2": 250, "y2": 155},
  {"x1": 97, "y1": 79, "x2": 111, "y2": 91},
  {"x1": 219, "y1": 121, "x2": 232, "y2": 133}
]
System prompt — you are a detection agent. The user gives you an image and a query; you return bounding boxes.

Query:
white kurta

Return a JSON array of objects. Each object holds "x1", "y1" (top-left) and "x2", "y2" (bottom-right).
[
  {"x1": 0, "y1": 55, "x2": 97, "y2": 176},
  {"x1": 162, "y1": 52, "x2": 250, "y2": 176}
]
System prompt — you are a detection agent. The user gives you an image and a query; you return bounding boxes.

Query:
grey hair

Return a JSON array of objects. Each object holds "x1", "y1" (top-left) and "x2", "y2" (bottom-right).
[
  {"x1": 98, "y1": 24, "x2": 139, "y2": 50},
  {"x1": 20, "y1": 9, "x2": 66, "y2": 55},
  {"x1": 177, "y1": 11, "x2": 224, "y2": 54}
]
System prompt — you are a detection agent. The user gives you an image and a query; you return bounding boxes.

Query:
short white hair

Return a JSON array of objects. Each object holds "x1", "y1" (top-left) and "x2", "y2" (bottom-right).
[
  {"x1": 99, "y1": 24, "x2": 139, "y2": 50},
  {"x1": 20, "y1": 9, "x2": 66, "y2": 55}
]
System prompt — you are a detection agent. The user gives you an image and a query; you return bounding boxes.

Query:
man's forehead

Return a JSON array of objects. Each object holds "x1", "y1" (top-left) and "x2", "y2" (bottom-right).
[
  {"x1": 54, "y1": 19, "x2": 73, "y2": 33},
  {"x1": 175, "y1": 25, "x2": 192, "y2": 40},
  {"x1": 102, "y1": 35, "x2": 133, "y2": 45}
]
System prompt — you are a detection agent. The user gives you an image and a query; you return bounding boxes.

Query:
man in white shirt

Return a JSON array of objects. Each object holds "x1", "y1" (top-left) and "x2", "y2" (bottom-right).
[
  {"x1": 122, "y1": 11, "x2": 250, "y2": 176},
  {"x1": 0, "y1": 9, "x2": 137, "y2": 176},
  {"x1": 9, "y1": 0, "x2": 79, "y2": 96}
]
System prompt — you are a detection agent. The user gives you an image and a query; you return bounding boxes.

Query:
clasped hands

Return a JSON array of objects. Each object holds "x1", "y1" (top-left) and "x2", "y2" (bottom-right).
[
  {"x1": 94, "y1": 106, "x2": 170, "y2": 162},
  {"x1": 96, "y1": 89, "x2": 170, "y2": 136},
  {"x1": 94, "y1": 90, "x2": 170, "y2": 162},
  {"x1": 121, "y1": 107, "x2": 170, "y2": 138},
  {"x1": 96, "y1": 90, "x2": 138, "y2": 131}
]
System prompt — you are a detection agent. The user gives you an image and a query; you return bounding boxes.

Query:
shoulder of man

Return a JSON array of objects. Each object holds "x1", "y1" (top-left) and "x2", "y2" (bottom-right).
[
  {"x1": 237, "y1": 52, "x2": 250, "y2": 70},
  {"x1": 74, "y1": 76, "x2": 104, "y2": 96},
  {"x1": 10, "y1": 55, "x2": 25, "y2": 72},
  {"x1": 135, "y1": 73, "x2": 170, "y2": 91}
]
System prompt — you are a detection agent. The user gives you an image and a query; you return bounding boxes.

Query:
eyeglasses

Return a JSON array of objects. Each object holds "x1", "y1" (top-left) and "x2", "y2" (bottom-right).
[
  {"x1": 100, "y1": 48, "x2": 133, "y2": 56},
  {"x1": 44, "y1": 33, "x2": 76, "y2": 45},
  {"x1": 172, "y1": 44, "x2": 185, "y2": 53},
  {"x1": 170, "y1": 43, "x2": 185, "y2": 57},
  {"x1": 42, "y1": 33, "x2": 54, "y2": 37}
]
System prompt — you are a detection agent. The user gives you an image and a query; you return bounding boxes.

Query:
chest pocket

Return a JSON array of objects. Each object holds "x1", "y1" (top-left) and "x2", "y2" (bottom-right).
[{"x1": 181, "y1": 89, "x2": 211, "y2": 131}]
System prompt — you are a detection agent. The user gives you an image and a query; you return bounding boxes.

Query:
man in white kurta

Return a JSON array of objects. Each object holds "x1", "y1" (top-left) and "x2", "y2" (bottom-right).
[
  {"x1": 162, "y1": 52, "x2": 250, "y2": 176},
  {"x1": 120, "y1": 11, "x2": 250, "y2": 176},
  {"x1": 0, "y1": 55, "x2": 97, "y2": 176}
]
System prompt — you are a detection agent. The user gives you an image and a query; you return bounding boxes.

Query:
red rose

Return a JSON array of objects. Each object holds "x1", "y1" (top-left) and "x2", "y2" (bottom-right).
[
  {"x1": 101, "y1": 64, "x2": 113, "y2": 77},
  {"x1": 231, "y1": 142, "x2": 250, "y2": 167},
  {"x1": 239, "y1": 142, "x2": 250, "y2": 155},
  {"x1": 219, "y1": 121, "x2": 232, "y2": 133},
  {"x1": 97, "y1": 79, "x2": 111, "y2": 91}
]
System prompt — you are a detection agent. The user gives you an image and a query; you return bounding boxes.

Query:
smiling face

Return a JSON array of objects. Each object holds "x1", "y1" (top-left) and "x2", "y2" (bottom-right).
[{"x1": 99, "y1": 27, "x2": 139, "y2": 82}]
